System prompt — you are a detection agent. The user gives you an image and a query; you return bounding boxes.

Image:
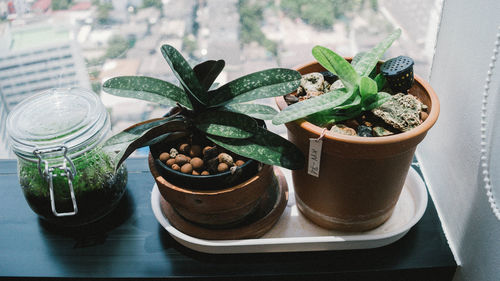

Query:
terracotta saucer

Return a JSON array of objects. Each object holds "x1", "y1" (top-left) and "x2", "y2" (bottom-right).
[{"x1": 160, "y1": 167, "x2": 289, "y2": 240}]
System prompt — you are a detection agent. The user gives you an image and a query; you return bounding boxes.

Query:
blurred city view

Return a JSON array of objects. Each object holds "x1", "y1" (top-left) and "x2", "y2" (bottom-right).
[{"x1": 0, "y1": 0, "x2": 442, "y2": 158}]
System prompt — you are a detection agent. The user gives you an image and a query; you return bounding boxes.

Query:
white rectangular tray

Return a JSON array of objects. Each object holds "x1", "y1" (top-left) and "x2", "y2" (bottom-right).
[{"x1": 151, "y1": 167, "x2": 428, "y2": 254}]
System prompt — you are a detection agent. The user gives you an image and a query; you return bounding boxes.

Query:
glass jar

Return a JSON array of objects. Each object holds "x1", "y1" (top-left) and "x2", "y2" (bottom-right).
[{"x1": 6, "y1": 88, "x2": 127, "y2": 226}]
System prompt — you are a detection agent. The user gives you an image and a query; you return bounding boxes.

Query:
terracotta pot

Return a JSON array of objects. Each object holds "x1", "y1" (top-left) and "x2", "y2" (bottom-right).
[
  {"x1": 149, "y1": 154, "x2": 272, "y2": 227},
  {"x1": 275, "y1": 61, "x2": 440, "y2": 231}
]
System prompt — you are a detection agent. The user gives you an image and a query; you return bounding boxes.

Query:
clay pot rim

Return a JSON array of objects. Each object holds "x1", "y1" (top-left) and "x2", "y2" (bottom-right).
[
  {"x1": 275, "y1": 60, "x2": 440, "y2": 145},
  {"x1": 149, "y1": 153, "x2": 272, "y2": 196}
]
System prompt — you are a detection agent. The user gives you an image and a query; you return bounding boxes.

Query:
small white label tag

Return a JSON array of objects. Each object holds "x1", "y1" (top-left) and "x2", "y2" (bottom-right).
[{"x1": 308, "y1": 138, "x2": 323, "y2": 177}]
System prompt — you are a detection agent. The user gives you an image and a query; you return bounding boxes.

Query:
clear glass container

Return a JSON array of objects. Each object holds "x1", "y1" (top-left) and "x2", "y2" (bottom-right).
[{"x1": 6, "y1": 88, "x2": 128, "y2": 226}]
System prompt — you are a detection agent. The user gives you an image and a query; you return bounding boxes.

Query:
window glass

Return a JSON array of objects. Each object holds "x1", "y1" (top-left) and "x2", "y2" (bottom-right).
[{"x1": 0, "y1": 0, "x2": 442, "y2": 158}]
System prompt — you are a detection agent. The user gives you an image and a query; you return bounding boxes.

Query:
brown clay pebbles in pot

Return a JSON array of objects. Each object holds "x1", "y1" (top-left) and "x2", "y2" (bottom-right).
[
  {"x1": 148, "y1": 135, "x2": 276, "y2": 229},
  {"x1": 149, "y1": 153, "x2": 273, "y2": 228}
]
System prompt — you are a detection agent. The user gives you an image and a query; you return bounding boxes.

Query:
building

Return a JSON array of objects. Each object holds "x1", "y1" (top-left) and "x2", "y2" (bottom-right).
[
  {"x1": 0, "y1": 22, "x2": 90, "y2": 111},
  {"x1": 0, "y1": 88, "x2": 9, "y2": 158},
  {"x1": 0, "y1": 21, "x2": 90, "y2": 157}
]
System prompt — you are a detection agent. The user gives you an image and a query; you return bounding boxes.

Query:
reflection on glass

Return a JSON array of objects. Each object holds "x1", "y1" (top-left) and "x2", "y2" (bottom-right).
[{"x1": 0, "y1": 0, "x2": 442, "y2": 158}]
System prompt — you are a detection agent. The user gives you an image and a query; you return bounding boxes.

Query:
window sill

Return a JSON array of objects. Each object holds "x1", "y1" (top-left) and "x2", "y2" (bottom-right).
[{"x1": 0, "y1": 158, "x2": 456, "y2": 280}]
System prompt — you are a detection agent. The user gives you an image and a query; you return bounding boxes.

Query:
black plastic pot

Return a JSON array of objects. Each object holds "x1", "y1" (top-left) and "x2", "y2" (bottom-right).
[{"x1": 149, "y1": 141, "x2": 260, "y2": 191}]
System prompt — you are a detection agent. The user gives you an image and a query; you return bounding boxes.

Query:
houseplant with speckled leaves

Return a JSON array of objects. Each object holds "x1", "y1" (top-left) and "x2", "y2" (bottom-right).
[
  {"x1": 101, "y1": 44, "x2": 304, "y2": 232},
  {"x1": 102, "y1": 44, "x2": 304, "y2": 172},
  {"x1": 273, "y1": 29, "x2": 440, "y2": 231}
]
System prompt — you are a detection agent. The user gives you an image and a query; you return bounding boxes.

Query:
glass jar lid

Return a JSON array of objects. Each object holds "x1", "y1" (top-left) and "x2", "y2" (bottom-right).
[{"x1": 7, "y1": 88, "x2": 110, "y2": 160}]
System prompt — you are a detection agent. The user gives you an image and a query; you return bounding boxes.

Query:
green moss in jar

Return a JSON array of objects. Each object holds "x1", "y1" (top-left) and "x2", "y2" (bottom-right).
[
  {"x1": 18, "y1": 148, "x2": 127, "y2": 225},
  {"x1": 6, "y1": 88, "x2": 129, "y2": 226}
]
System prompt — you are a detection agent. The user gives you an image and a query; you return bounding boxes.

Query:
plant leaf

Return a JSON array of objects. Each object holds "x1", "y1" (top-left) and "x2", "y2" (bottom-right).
[
  {"x1": 359, "y1": 76, "x2": 378, "y2": 99},
  {"x1": 141, "y1": 131, "x2": 187, "y2": 148},
  {"x1": 208, "y1": 68, "x2": 301, "y2": 106},
  {"x1": 364, "y1": 92, "x2": 392, "y2": 111},
  {"x1": 330, "y1": 109, "x2": 363, "y2": 123},
  {"x1": 195, "y1": 110, "x2": 257, "y2": 139},
  {"x1": 102, "y1": 76, "x2": 192, "y2": 109},
  {"x1": 307, "y1": 104, "x2": 362, "y2": 126},
  {"x1": 223, "y1": 103, "x2": 278, "y2": 120},
  {"x1": 312, "y1": 45, "x2": 360, "y2": 91},
  {"x1": 306, "y1": 110, "x2": 337, "y2": 127},
  {"x1": 352, "y1": 52, "x2": 377, "y2": 78},
  {"x1": 160, "y1": 44, "x2": 206, "y2": 105},
  {"x1": 103, "y1": 117, "x2": 189, "y2": 170},
  {"x1": 193, "y1": 60, "x2": 225, "y2": 92},
  {"x1": 374, "y1": 73, "x2": 386, "y2": 91},
  {"x1": 209, "y1": 82, "x2": 220, "y2": 90},
  {"x1": 335, "y1": 94, "x2": 361, "y2": 110},
  {"x1": 353, "y1": 29, "x2": 401, "y2": 77},
  {"x1": 351, "y1": 52, "x2": 366, "y2": 67},
  {"x1": 207, "y1": 126, "x2": 305, "y2": 170},
  {"x1": 272, "y1": 88, "x2": 355, "y2": 125}
]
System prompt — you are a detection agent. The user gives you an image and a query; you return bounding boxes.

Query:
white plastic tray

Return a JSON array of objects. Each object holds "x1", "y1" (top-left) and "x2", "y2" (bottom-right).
[{"x1": 151, "y1": 167, "x2": 428, "y2": 254}]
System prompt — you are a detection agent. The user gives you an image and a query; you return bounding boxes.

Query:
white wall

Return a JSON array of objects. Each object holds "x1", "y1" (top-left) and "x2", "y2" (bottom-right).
[{"x1": 418, "y1": 0, "x2": 500, "y2": 280}]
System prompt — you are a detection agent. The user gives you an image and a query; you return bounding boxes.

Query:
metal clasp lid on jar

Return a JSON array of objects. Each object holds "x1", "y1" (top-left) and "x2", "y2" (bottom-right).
[
  {"x1": 6, "y1": 88, "x2": 111, "y2": 220},
  {"x1": 33, "y1": 145, "x2": 78, "y2": 217}
]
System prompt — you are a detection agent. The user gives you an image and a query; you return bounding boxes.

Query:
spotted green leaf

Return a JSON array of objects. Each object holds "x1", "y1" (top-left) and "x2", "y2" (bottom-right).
[
  {"x1": 374, "y1": 73, "x2": 386, "y2": 91},
  {"x1": 208, "y1": 68, "x2": 301, "y2": 106},
  {"x1": 353, "y1": 29, "x2": 401, "y2": 77},
  {"x1": 306, "y1": 110, "x2": 337, "y2": 127},
  {"x1": 359, "y1": 76, "x2": 378, "y2": 99},
  {"x1": 161, "y1": 44, "x2": 206, "y2": 105},
  {"x1": 335, "y1": 94, "x2": 361, "y2": 110},
  {"x1": 103, "y1": 117, "x2": 189, "y2": 170},
  {"x1": 329, "y1": 109, "x2": 363, "y2": 123},
  {"x1": 207, "y1": 126, "x2": 305, "y2": 170},
  {"x1": 312, "y1": 45, "x2": 360, "y2": 91},
  {"x1": 141, "y1": 131, "x2": 188, "y2": 148},
  {"x1": 102, "y1": 76, "x2": 192, "y2": 109},
  {"x1": 223, "y1": 103, "x2": 278, "y2": 120},
  {"x1": 352, "y1": 52, "x2": 377, "y2": 78},
  {"x1": 272, "y1": 88, "x2": 356, "y2": 125},
  {"x1": 364, "y1": 92, "x2": 392, "y2": 111},
  {"x1": 195, "y1": 110, "x2": 257, "y2": 139},
  {"x1": 307, "y1": 97, "x2": 362, "y2": 126},
  {"x1": 307, "y1": 108, "x2": 362, "y2": 126},
  {"x1": 337, "y1": 97, "x2": 363, "y2": 114},
  {"x1": 193, "y1": 60, "x2": 225, "y2": 92},
  {"x1": 351, "y1": 52, "x2": 366, "y2": 67}
]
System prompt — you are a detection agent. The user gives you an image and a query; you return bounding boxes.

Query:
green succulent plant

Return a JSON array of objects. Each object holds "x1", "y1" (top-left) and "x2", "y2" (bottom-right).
[
  {"x1": 272, "y1": 29, "x2": 401, "y2": 126},
  {"x1": 101, "y1": 44, "x2": 305, "y2": 170}
]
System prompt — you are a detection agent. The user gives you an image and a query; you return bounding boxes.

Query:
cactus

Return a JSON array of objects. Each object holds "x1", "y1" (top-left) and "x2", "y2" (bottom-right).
[{"x1": 102, "y1": 45, "x2": 305, "y2": 170}]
